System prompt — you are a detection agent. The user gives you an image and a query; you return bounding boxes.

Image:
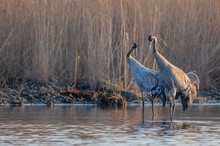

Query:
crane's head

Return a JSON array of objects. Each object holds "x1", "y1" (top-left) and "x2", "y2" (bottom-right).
[
  {"x1": 148, "y1": 34, "x2": 157, "y2": 42},
  {"x1": 127, "y1": 43, "x2": 137, "y2": 58},
  {"x1": 132, "y1": 43, "x2": 137, "y2": 49}
]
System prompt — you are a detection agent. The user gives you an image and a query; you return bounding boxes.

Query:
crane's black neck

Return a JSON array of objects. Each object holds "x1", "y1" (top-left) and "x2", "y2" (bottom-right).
[
  {"x1": 152, "y1": 40, "x2": 157, "y2": 53},
  {"x1": 126, "y1": 47, "x2": 134, "y2": 57}
]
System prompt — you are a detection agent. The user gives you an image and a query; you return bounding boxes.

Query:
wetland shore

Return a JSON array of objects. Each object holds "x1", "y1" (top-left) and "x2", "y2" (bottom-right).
[{"x1": 0, "y1": 80, "x2": 219, "y2": 107}]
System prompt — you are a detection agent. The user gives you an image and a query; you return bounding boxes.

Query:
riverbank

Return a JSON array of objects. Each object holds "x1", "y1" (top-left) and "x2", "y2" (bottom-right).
[{"x1": 0, "y1": 80, "x2": 219, "y2": 107}]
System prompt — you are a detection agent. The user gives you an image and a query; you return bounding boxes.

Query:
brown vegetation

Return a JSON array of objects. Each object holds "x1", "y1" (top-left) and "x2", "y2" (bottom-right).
[{"x1": 0, "y1": 0, "x2": 219, "y2": 91}]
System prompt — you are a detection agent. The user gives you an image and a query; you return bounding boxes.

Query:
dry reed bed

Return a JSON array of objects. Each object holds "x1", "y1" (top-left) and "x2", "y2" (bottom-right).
[{"x1": 0, "y1": 0, "x2": 219, "y2": 91}]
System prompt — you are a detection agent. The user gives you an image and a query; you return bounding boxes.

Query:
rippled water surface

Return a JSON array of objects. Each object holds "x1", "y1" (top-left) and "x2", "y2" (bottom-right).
[{"x1": 0, "y1": 104, "x2": 220, "y2": 146}]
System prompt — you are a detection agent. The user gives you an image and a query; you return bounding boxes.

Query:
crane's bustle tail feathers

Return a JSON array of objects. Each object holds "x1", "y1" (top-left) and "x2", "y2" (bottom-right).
[
  {"x1": 160, "y1": 91, "x2": 167, "y2": 107},
  {"x1": 187, "y1": 71, "x2": 200, "y2": 91}
]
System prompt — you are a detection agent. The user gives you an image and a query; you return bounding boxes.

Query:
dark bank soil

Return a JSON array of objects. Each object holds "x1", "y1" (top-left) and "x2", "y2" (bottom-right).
[{"x1": 0, "y1": 80, "x2": 219, "y2": 107}]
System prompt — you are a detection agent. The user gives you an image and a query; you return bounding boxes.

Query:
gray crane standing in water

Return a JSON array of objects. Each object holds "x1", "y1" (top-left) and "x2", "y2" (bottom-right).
[
  {"x1": 126, "y1": 43, "x2": 166, "y2": 121},
  {"x1": 148, "y1": 35, "x2": 200, "y2": 121}
]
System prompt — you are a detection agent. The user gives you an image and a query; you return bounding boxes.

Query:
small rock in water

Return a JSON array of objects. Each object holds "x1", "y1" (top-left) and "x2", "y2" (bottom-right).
[{"x1": 98, "y1": 94, "x2": 126, "y2": 108}]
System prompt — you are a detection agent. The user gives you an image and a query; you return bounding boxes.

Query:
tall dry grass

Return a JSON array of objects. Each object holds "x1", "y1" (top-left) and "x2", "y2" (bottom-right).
[{"x1": 0, "y1": 0, "x2": 219, "y2": 90}]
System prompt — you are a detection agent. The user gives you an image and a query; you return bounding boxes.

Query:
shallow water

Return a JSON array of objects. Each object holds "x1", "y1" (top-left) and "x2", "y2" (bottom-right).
[{"x1": 0, "y1": 104, "x2": 220, "y2": 146}]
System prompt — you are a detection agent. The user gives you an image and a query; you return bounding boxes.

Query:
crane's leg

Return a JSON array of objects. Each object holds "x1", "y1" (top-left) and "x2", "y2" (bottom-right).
[
  {"x1": 169, "y1": 102, "x2": 173, "y2": 122},
  {"x1": 171, "y1": 100, "x2": 176, "y2": 121},
  {"x1": 167, "y1": 97, "x2": 173, "y2": 122},
  {"x1": 169, "y1": 99, "x2": 176, "y2": 122},
  {"x1": 151, "y1": 99, "x2": 154, "y2": 121},
  {"x1": 142, "y1": 93, "x2": 145, "y2": 125}
]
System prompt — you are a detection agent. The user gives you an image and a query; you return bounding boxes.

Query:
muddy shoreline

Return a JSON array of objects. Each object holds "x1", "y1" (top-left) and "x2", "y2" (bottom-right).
[{"x1": 0, "y1": 81, "x2": 219, "y2": 107}]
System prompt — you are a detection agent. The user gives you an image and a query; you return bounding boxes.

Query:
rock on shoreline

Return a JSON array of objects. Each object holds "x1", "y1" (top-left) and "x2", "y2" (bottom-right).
[{"x1": 0, "y1": 81, "x2": 219, "y2": 107}]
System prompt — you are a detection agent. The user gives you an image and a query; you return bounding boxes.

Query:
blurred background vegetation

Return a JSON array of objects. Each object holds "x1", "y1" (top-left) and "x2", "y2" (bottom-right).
[{"x1": 0, "y1": 0, "x2": 219, "y2": 90}]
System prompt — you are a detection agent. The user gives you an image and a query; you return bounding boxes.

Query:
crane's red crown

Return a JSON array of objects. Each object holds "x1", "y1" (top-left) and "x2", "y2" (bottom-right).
[{"x1": 148, "y1": 34, "x2": 157, "y2": 42}]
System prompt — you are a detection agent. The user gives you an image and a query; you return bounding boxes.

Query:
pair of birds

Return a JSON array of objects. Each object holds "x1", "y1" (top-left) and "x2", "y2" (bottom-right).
[{"x1": 126, "y1": 34, "x2": 200, "y2": 122}]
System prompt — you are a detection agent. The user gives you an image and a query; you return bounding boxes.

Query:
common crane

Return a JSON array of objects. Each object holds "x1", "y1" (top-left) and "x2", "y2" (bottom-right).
[
  {"x1": 126, "y1": 43, "x2": 166, "y2": 121},
  {"x1": 148, "y1": 35, "x2": 200, "y2": 121}
]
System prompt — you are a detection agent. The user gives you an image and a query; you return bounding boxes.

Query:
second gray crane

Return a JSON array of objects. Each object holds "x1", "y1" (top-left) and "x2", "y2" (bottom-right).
[{"x1": 148, "y1": 35, "x2": 200, "y2": 121}]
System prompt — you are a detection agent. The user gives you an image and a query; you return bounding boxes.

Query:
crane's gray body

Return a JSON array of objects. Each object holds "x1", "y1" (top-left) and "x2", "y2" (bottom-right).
[
  {"x1": 127, "y1": 56, "x2": 162, "y2": 95},
  {"x1": 154, "y1": 52, "x2": 191, "y2": 96},
  {"x1": 150, "y1": 36, "x2": 199, "y2": 110}
]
